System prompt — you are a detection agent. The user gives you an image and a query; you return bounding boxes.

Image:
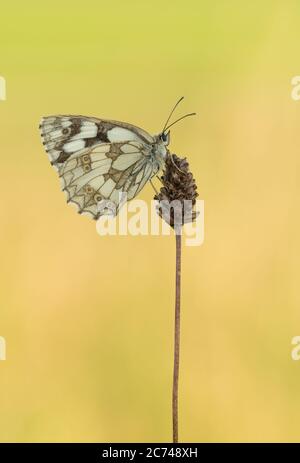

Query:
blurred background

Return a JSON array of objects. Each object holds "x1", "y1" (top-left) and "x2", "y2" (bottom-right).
[{"x1": 1, "y1": 0, "x2": 300, "y2": 443}]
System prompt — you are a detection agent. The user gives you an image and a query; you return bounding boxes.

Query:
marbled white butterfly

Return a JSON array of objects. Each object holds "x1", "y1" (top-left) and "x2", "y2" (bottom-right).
[{"x1": 39, "y1": 97, "x2": 195, "y2": 220}]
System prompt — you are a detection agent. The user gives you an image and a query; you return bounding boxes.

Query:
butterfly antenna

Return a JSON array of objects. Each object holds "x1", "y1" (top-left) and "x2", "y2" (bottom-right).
[
  {"x1": 164, "y1": 112, "x2": 196, "y2": 132},
  {"x1": 162, "y1": 96, "x2": 185, "y2": 133}
]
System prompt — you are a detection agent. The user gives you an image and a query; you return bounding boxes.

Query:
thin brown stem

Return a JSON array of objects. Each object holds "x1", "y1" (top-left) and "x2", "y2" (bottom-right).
[{"x1": 173, "y1": 231, "x2": 181, "y2": 443}]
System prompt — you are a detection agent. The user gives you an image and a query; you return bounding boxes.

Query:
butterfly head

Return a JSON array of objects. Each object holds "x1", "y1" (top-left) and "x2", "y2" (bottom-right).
[
  {"x1": 159, "y1": 130, "x2": 170, "y2": 146},
  {"x1": 152, "y1": 131, "x2": 170, "y2": 161}
]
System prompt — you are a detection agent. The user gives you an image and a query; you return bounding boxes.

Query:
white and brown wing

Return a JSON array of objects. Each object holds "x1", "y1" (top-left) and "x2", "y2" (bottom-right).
[
  {"x1": 39, "y1": 115, "x2": 153, "y2": 166},
  {"x1": 39, "y1": 116, "x2": 160, "y2": 220}
]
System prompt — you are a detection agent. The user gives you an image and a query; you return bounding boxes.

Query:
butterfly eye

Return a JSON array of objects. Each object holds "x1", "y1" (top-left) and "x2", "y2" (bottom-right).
[
  {"x1": 83, "y1": 165, "x2": 91, "y2": 172},
  {"x1": 62, "y1": 128, "x2": 71, "y2": 135},
  {"x1": 160, "y1": 131, "x2": 170, "y2": 144}
]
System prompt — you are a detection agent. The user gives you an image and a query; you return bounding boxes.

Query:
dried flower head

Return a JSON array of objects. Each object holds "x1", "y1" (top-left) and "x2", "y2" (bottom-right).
[{"x1": 154, "y1": 154, "x2": 198, "y2": 231}]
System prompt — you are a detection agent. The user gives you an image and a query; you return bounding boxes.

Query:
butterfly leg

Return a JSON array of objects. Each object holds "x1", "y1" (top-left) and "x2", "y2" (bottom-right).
[
  {"x1": 170, "y1": 153, "x2": 186, "y2": 174},
  {"x1": 150, "y1": 179, "x2": 159, "y2": 195}
]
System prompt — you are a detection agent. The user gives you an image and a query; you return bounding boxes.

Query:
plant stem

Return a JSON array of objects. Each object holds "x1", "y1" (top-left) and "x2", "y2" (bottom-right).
[{"x1": 173, "y1": 230, "x2": 181, "y2": 443}]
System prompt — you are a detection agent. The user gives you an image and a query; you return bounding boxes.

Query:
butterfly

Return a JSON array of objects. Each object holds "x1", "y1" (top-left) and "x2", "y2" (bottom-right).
[{"x1": 39, "y1": 97, "x2": 195, "y2": 220}]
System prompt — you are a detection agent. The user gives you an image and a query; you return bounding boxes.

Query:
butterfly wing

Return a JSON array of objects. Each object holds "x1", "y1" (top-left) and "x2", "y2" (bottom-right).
[
  {"x1": 40, "y1": 115, "x2": 154, "y2": 165},
  {"x1": 39, "y1": 116, "x2": 160, "y2": 219}
]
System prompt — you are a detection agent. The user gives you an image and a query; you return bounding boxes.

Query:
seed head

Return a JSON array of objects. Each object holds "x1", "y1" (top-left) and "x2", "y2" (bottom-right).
[{"x1": 154, "y1": 154, "x2": 199, "y2": 230}]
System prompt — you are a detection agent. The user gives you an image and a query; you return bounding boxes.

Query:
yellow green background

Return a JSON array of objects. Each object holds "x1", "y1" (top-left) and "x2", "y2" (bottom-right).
[{"x1": 1, "y1": 0, "x2": 300, "y2": 442}]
